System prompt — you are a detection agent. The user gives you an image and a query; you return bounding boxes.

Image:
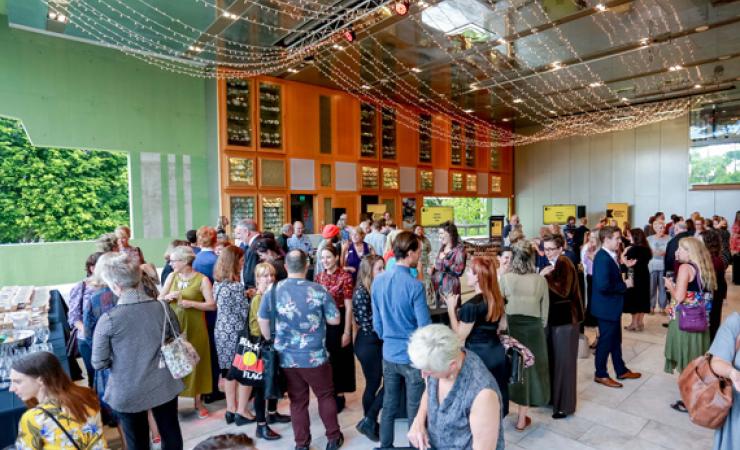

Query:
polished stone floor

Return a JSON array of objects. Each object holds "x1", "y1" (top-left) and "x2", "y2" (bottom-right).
[{"x1": 103, "y1": 271, "x2": 737, "y2": 449}]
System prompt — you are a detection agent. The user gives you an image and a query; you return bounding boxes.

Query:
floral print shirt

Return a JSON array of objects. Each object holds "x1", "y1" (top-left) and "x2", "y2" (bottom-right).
[
  {"x1": 431, "y1": 243, "x2": 467, "y2": 308},
  {"x1": 352, "y1": 284, "x2": 375, "y2": 335},
  {"x1": 314, "y1": 268, "x2": 354, "y2": 309},
  {"x1": 16, "y1": 402, "x2": 107, "y2": 450},
  {"x1": 258, "y1": 278, "x2": 340, "y2": 368}
]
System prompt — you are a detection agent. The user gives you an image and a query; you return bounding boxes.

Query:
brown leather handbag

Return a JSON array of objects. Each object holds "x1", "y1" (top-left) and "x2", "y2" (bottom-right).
[{"x1": 678, "y1": 335, "x2": 740, "y2": 429}]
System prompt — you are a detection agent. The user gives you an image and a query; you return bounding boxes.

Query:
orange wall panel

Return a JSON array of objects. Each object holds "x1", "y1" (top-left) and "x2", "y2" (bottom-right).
[
  {"x1": 432, "y1": 115, "x2": 450, "y2": 170},
  {"x1": 334, "y1": 95, "x2": 360, "y2": 159},
  {"x1": 284, "y1": 83, "x2": 320, "y2": 157},
  {"x1": 396, "y1": 115, "x2": 418, "y2": 166}
]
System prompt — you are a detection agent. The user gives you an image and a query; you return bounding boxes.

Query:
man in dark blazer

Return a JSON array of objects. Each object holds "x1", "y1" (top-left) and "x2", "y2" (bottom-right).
[
  {"x1": 235, "y1": 218, "x2": 262, "y2": 289},
  {"x1": 591, "y1": 226, "x2": 642, "y2": 388}
]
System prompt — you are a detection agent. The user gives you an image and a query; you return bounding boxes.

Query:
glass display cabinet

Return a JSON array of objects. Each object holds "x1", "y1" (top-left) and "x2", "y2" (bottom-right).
[
  {"x1": 258, "y1": 82, "x2": 282, "y2": 149},
  {"x1": 451, "y1": 121, "x2": 462, "y2": 165},
  {"x1": 419, "y1": 113, "x2": 432, "y2": 163},
  {"x1": 225, "y1": 79, "x2": 252, "y2": 147},
  {"x1": 360, "y1": 103, "x2": 377, "y2": 158}
]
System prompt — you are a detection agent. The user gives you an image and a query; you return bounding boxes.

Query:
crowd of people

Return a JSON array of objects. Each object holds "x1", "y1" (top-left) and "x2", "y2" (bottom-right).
[{"x1": 6, "y1": 209, "x2": 740, "y2": 450}]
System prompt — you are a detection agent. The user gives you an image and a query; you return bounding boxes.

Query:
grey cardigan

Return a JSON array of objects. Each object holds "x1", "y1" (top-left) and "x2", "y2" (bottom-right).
[{"x1": 91, "y1": 289, "x2": 184, "y2": 413}]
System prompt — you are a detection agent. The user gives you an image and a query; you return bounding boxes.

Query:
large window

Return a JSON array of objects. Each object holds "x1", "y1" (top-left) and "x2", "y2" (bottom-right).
[
  {"x1": 0, "y1": 117, "x2": 130, "y2": 243},
  {"x1": 689, "y1": 100, "x2": 740, "y2": 187}
]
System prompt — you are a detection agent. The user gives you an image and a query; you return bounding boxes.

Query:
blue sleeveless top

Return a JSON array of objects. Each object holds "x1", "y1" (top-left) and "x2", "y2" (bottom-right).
[{"x1": 427, "y1": 350, "x2": 505, "y2": 450}]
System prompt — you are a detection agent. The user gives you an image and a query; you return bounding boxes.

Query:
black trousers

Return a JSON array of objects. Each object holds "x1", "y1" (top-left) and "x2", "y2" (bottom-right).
[
  {"x1": 116, "y1": 396, "x2": 183, "y2": 450},
  {"x1": 252, "y1": 385, "x2": 279, "y2": 423},
  {"x1": 354, "y1": 331, "x2": 384, "y2": 421}
]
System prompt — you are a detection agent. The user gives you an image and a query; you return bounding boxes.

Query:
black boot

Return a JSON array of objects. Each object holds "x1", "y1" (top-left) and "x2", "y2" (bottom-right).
[
  {"x1": 267, "y1": 411, "x2": 291, "y2": 423},
  {"x1": 256, "y1": 423, "x2": 281, "y2": 440},
  {"x1": 356, "y1": 417, "x2": 380, "y2": 442}
]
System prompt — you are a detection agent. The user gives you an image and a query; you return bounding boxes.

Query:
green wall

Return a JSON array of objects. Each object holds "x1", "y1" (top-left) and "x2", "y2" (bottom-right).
[{"x1": 0, "y1": 16, "x2": 217, "y2": 286}]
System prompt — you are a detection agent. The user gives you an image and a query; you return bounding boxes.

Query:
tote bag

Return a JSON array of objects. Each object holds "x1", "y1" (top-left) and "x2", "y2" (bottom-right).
[
  {"x1": 158, "y1": 300, "x2": 200, "y2": 379},
  {"x1": 229, "y1": 331, "x2": 266, "y2": 387}
]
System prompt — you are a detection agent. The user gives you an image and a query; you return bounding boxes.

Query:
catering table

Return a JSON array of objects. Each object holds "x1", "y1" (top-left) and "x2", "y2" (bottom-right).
[{"x1": 0, "y1": 289, "x2": 70, "y2": 448}]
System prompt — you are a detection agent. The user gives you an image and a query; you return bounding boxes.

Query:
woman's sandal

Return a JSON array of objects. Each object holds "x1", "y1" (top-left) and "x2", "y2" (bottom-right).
[
  {"x1": 515, "y1": 416, "x2": 532, "y2": 432},
  {"x1": 670, "y1": 401, "x2": 688, "y2": 413}
]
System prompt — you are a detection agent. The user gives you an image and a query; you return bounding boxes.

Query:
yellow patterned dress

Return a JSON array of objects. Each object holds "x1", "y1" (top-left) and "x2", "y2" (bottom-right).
[
  {"x1": 169, "y1": 272, "x2": 213, "y2": 398},
  {"x1": 15, "y1": 402, "x2": 107, "y2": 450}
]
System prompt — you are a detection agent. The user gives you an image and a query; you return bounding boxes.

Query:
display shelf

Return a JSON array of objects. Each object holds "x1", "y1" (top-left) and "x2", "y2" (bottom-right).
[
  {"x1": 261, "y1": 196, "x2": 285, "y2": 233},
  {"x1": 490, "y1": 147, "x2": 502, "y2": 171},
  {"x1": 419, "y1": 169, "x2": 434, "y2": 192},
  {"x1": 382, "y1": 167, "x2": 399, "y2": 190},
  {"x1": 360, "y1": 103, "x2": 377, "y2": 158},
  {"x1": 450, "y1": 121, "x2": 462, "y2": 165},
  {"x1": 381, "y1": 108, "x2": 396, "y2": 160},
  {"x1": 225, "y1": 79, "x2": 252, "y2": 147},
  {"x1": 229, "y1": 195, "x2": 256, "y2": 227},
  {"x1": 227, "y1": 156, "x2": 256, "y2": 186},
  {"x1": 361, "y1": 165, "x2": 379, "y2": 190},
  {"x1": 419, "y1": 113, "x2": 432, "y2": 163},
  {"x1": 451, "y1": 171, "x2": 464, "y2": 192},
  {"x1": 466, "y1": 173, "x2": 477, "y2": 193},
  {"x1": 490, "y1": 175, "x2": 502, "y2": 193},
  {"x1": 465, "y1": 124, "x2": 476, "y2": 167},
  {"x1": 258, "y1": 82, "x2": 282, "y2": 150}
]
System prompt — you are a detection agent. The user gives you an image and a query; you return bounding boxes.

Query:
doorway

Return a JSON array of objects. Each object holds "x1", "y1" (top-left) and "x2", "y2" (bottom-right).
[
  {"x1": 360, "y1": 195, "x2": 379, "y2": 221},
  {"x1": 290, "y1": 194, "x2": 314, "y2": 234}
]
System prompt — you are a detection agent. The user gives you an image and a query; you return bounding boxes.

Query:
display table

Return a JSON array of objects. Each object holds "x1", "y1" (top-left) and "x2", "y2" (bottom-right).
[{"x1": 0, "y1": 289, "x2": 70, "y2": 448}]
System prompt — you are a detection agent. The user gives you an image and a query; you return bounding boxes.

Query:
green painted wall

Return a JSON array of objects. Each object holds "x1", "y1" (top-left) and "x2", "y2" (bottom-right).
[{"x1": 0, "y1": 17, "x2": 217, "y2": 286}]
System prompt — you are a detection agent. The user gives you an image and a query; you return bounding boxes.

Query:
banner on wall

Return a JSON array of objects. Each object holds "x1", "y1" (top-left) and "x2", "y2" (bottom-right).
[
  {"x1": 421, "y1": 206, "x2": 454, "y2": 227},
  {"x1": 543, "y1": 204, "x2": 577, "y2": 225},
  {"x1": 367, "y1": 204, "x2": 387, "y2": 220},
  {"x1": 489, "y1": 215, "x2": 505, "y2": 238},
  {"x1": 606, "y1": 203, "x2": 630, "y2": 227}
]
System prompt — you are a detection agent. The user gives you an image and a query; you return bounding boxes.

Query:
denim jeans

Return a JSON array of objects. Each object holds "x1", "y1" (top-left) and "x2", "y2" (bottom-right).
[
  {"x1": 379, "y1": 359, "x2": 425, "y2": 448},
  {"x1": 77, "y1": 338, "x2": 95, "y2": 388},
  {"x1": 649, "y1": 270, "x2": 667, "y2": 310}
]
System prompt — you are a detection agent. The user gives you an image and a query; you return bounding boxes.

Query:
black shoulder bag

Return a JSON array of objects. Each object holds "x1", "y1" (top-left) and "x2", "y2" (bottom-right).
[{"x1": 262, "y1": 282, "x2": 286, "y2": 399}]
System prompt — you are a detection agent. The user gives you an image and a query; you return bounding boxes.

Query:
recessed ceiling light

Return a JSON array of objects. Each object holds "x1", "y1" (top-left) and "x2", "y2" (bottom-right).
[
  {"x1": 287, "y1": 68, "x2": 299, "y2": 73},
  {"x1": 668, "y1": 64, "x2": 683, "y2": 71},
  {"x1": 57, "y1": 14, "x2": 67, "y2": 22},
  {"x1": 497, "y1": 38, "x2": 507, "y2": 45},
  {"x1": 551, "y1": 61, "x2": 563, "y2": 70},
  {"x1": 418, "y1": 1, "x2": 430, "y2": 8},
  {"x1": 48, "y1": 11, "x2": 58, "y2": 20},
  {"x1": 512, "y1": 98, "x2": 523, "y2": 103},
  {"x1": 718, "y1": 55, "x2": 731, "y2": 60},
  {"x1": 638, "y1": 38, "x2": 650, "y2": 46},
  {"x1": 464, "y1": 109, "x2": 474, "y2": 113},
  {"x1": 188, "y1": 45, "x2": 203, "y2": 52},
  {"x1": 222, "y1": 11, "x2": 238, "y2": 19},
  {"x1": 595, "y1": 3, "x2": 607, "y2": 12},
  {"x1": 693, "y1": 84, "x2": 702, "y2": 89},
  {"x1": 589, "y1": 82, "x2": 603, "y2": 87},
  {"x1": 620, "y1": 97, "x2": 630, "y2": 102},
  {"x1": 549, "y1": 110, "x2": 557, "y2": 114},
  {"x1": 502, "y1": 118, "x2": 511, "y2": 122},
  {"x1": 694, "y1": 25, "x2": 709, "y2": 32},
  {"x1": 333, "y1": 44, "x2": 345, "y2": 50},
  {"x1": 469, "y1": 83, "x2": 479, "y2": 90},
  {"x1": 361, "y1": 84, "x2": 371, "y2": 90},
  {"x1": 411, "y1": 67, "x2": 422, "y2": 73}
]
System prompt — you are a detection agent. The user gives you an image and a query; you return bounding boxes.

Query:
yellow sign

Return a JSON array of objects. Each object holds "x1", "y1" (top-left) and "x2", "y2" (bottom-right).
[
  {"x1": 543, "y1": 204, "x2": 577, "y2": 225},
  {"x1": 367, "y1": 204, "x2": 387, "y2": 220},
  {"x1": 490, "y1": 220, "x2": 503, "y2": 237},
  {"x1": 606, "y1": 203, "x2": 630, "y2": 227},
  {"x1": 421, "y1": 207, "x2": 454, "y2": 227}
]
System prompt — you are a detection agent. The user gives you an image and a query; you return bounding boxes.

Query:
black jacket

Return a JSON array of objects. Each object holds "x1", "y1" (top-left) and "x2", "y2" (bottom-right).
[{"x1": 664, "y1": 231, "x2": 692, "y2": 274}]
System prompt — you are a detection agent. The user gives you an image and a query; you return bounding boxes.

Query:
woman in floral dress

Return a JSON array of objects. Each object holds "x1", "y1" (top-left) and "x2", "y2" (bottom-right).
[{"x1": 431, "y1": 221, "x2": 467, "y2": 310}]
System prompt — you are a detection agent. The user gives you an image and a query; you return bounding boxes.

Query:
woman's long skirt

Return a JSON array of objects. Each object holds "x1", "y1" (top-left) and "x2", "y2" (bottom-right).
[{"x1": 507, "y1": 314, "x2": 550, "y2": 407}]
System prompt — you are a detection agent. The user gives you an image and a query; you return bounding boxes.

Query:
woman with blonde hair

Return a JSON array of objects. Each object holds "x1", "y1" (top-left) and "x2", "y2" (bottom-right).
[
  {"x1": 159, "y1": 246, "x2": 215, "y2": 419},
  {"x1": 115, "y1": 225, "x2": 145, "y2": 265},
  {"x1": 247, "y1": 262, "x2": 289, "y2": 439},
  {"x1": 445, "y1": 256, "x2": 509, "y2": 416},
  {"x1": 664, "y1": 237, "x2": 717, "y2": 412}
]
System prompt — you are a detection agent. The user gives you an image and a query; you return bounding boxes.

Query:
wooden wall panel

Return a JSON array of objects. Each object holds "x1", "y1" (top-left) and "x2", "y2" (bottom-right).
[
  {"x1": 432, "y1": 115, "x2": 450, "y2": 170},
  {"x1": 284, "y1": 83, "x2": 320, "y2": 157},
  {"x1": 333, "y1": 95, "x2": 359, "y2": 159},
  {"x1": 396, "y1": 115, "x2": 418, "y2": 166}
]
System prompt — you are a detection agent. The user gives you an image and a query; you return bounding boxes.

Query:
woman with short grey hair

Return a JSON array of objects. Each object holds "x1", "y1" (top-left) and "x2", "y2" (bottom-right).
[
  {"x1": 92, "y1": 252, "x2": 184, "y2": 450},
  {"x1": 406, "y1": 324, "x2": 503, "y2": 450}
]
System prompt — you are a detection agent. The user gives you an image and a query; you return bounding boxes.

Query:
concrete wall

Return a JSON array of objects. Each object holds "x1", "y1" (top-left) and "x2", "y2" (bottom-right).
[
  {"x1": 514, "y1": 114, "x2": 740, "y2": 237},
  {"x1": 0, "y1": 17, "x2": 218, "y2": 286}
]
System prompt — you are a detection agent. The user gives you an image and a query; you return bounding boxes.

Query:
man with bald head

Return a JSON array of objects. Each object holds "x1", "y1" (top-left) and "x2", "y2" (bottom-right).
[
  {"x1": 288, "y1": 221, "x2": 313, "y2": 254},
  {"x1": 503, "y1": 214, "x2": 520, "y2": 243}
]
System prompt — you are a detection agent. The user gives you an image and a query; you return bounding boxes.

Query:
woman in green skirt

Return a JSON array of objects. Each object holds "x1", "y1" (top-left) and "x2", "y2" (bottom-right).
[
  {"x1": 499, "y1": 241, "x2": 550, "y2": 431},
  {"x1": 664, "y1": 237, "x2": 716, "y2": 412}
]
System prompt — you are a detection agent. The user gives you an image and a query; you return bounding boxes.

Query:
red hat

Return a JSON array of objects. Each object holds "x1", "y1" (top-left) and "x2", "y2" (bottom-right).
[{"x1": 322, "y1": 224, "x2": 340, "y2": 239}]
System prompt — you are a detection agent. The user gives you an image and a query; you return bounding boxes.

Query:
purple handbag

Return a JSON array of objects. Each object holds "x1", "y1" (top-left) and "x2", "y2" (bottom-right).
[{"x1": 677, "y1": 301, "x2": 708, "y2": 332}]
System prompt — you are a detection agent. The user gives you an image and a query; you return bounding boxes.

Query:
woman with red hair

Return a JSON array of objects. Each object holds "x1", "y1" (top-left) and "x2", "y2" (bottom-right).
[{"x1": 445, "y1": 256, "x2": 508, "y2": 416}]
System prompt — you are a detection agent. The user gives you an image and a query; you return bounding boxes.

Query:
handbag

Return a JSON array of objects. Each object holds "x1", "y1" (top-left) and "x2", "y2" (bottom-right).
[
  {"x1": 506, "y1": 346, "x2": 525, "y2": 384},
  {"x1": 677, "y1": 269, "x2": 711, "y2": 333},
  {"x1": 158, "y1": 300, "x2": 200, "y2": 379},
  {"x1": 228, "y1": 330, "x2": 266, "y2": 387},
  {"x1": 678, "y1": 335, "x2": 740, "y2": 429},
  {"x1": 262, "y1": 282, "x2": 286, "y2": 399}
]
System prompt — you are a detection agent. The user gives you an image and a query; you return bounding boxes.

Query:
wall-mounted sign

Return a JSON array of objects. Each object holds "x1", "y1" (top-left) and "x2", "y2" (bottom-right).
[
  {"x1": 543, "y1": 204, "x2": 577, "y2": 225},
  {"x1": 421, "y1": 206, "x2": 454, "y2": 227},
  {"x1": 606, "y1": 203, "x2": 630, "y2": 227}
]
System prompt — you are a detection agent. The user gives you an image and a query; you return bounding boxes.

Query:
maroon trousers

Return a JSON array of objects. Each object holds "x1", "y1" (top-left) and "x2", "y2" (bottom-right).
[{"x1": 283, "y1": 363, "x2": 341, "y2": 447}]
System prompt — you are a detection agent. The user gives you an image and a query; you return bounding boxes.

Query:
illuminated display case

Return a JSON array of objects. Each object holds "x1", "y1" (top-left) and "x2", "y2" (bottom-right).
[
  {"x1": 490, "y1": 147, "x2": 501, "y2": 171},
  {"x1": 466, "y1": 173, "x2": 477, "y2": 192},
  {"x1": 451, "y1": 172, "x2": 464, "y2": 192},
  {"x1": 381, "y1": 107, "x2": 396, "y2": 160},
  {"x1": 261, "y1": 196, "x2": 285, "y2": 233},
  {"x1": 360, "y1": 103, "x2": 377, "y2": 158},
  {"x1": 258, "y1": 82, "x2": 282, "y2": 149},
  {"x1": 465, "y1": 123, "x2": 476, "y2": 167},
  {"x1": 450, "y1": 121, "x2": 462, "y2": 165},
  {"x1": 382, "y1": 167, "x2": 399, "y2": 190},
  {"x1": 229, "y1": 195, "x2": 256, "y2": 227},
  {"x1": 225, "y1": 79, "x2": 252, "y2": 147},
  {"x1": 361, "y1": 165, "x2": 379, "y2": 190},
  {"x1": 227, "y1": 156, "x2": 255, "y2": 186},
  {"x1": 419, "y1": 113, "x2": 432, "y2": 163},
  {"x1": 419, "y1": 169, "x2": 434, "y2": 192},
  {"x1": 491, "y1": 175, "x2": 502, "y2": 193}
]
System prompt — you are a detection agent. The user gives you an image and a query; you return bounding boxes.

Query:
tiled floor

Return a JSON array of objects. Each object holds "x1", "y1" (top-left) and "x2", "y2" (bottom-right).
[{"x1": 103, "y1": 271, "x2": 738, "y2": 449}]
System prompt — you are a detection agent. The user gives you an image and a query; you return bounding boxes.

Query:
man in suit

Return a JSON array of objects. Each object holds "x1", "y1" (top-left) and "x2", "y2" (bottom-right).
[
  {"x1": 591, "y1": 226, "x2": 642, "y2": 388},
  {"x1": 235, "y1": 218, "x2": 262, "y2": 289}
]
